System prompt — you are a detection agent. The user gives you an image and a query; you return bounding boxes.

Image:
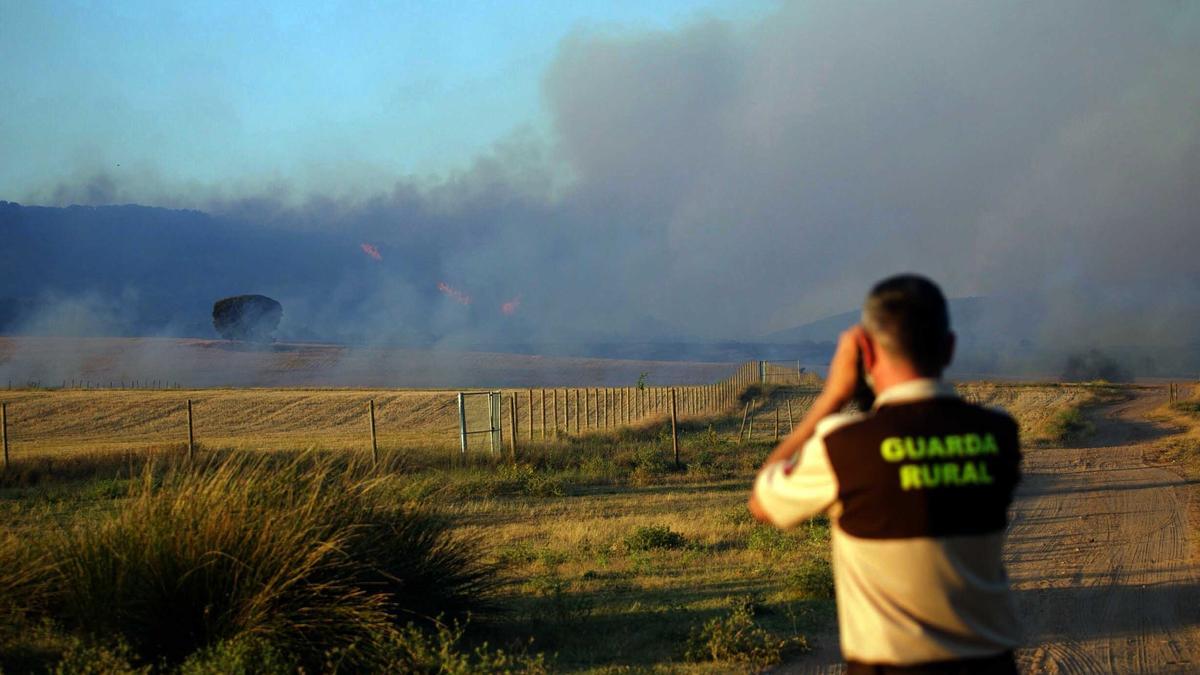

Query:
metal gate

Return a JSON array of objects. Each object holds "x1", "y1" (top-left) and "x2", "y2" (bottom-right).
[
  {"x1": 456, "y1": 391, "x2": 501, "y2": 455},
  {"x1": 759, "y1": 360, "x2": 809, "y2": 385}
]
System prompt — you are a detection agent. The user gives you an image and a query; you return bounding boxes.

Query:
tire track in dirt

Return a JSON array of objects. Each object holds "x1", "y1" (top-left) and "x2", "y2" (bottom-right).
[{"x1": 1008, "y1": 389, "x2": 1199, "y2": 674}]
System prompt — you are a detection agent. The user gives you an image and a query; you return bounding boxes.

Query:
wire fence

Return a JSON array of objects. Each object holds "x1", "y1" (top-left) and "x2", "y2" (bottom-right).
[
  {"x1": 3, "y1": 366, "x2": 1170, "y2": 469},
  {"x1": 0, "y1": 361, "x2": 818, "y2": 466}
]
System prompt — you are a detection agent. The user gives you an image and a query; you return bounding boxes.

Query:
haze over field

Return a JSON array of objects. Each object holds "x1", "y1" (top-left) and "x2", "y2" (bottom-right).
[{"x1": 2, "y1": 2, "x2": 1198, "y2": 377}]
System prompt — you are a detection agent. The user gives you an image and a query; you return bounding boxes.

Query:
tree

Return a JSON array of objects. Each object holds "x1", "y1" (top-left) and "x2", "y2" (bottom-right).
[{"x1": 212, "y1": 295, "x2": 282, "y2": 342}]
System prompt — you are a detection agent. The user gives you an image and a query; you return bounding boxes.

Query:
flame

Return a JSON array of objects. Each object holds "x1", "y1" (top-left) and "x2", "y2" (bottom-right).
[
  {"x1": 501, "y1": 296, "x2": 521, "y2": 315},
  {"x1": 360, "y1": 243, "x2": 382, "y2": 261},
  {"x1": 437, "y1": 281, "x2": 471, "y2": 305}
]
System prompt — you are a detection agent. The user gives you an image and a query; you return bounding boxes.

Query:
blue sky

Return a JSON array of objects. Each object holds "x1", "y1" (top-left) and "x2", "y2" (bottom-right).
[{"x1": 1, "y1": 0, "x2": 775, "y2": 201}]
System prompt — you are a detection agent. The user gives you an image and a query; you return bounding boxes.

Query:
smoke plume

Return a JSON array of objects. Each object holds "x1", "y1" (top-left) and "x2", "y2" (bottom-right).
[{"x1": 9, "y1": 2, "x2": 1200, "y2": 370}]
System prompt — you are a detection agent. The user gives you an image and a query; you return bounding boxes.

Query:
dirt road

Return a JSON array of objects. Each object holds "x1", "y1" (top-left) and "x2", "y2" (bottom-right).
[
  {"x1": 784, "y1": 388, "x2": 1199, "y2": 673},
  {"x1": 1008, "y1": 389, "x2": 1199, "y2": 673}
]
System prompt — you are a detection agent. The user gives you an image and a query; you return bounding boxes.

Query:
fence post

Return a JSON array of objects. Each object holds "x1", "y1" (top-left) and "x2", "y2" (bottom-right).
[
  {"x1": 787, "y1": 397, "x2": 795, "y2": 432},
  {"x1": 491, "y1": 392, "x2": 501, "y2": 455},
  {"x1": 458, "y1": 393, "x2": 468, "y2": 455},
  {"x1": 528, "y1": 389, "x2": 534, "y2": 441},
  {"x1": 369, "y1": 399, "x2": 379, "y2": 467},
  {"x1": 509, "y1": 394, "x2": 518, "y2": 459},
  {"x1": 574, "y1": 389, "x2": 581, "y2": 433},
  {"x1": 774, "y1": 405, "x2": 780, "y2": 441},
  {"x1": 739, "y1": 401, "x2": 750, "y2": 440},
  {"x1": 553, "y1": 389, "x2": 560, "y2": 438},
  {"x1": 670, "y1": 388, "x2": 680, "y2": 469},
  {"x1": 1, "y1": 402, "x2": 8, "y2": 470},
  {"x1": 540, "y1": 389, "x2": 546, "y2": 440},
  {"x1": 186, "y1": 399, "x2": 195, "y2": 462}
]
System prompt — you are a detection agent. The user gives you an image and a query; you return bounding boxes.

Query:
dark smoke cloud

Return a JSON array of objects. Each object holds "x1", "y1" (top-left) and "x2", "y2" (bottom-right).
[{"x1": 18, "y1": 2, "x2": 1200, "y2": 357}]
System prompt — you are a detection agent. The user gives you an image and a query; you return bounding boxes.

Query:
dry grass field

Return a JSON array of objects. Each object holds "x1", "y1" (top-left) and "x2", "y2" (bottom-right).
[
  {"x1": 0, "y1": 377, "x2": 1124, "y2": 673},
  {"x1": 0, "y1": 380, "x2": 1097, "y2": 460},
  {"x1": 0, "y1": 336, "x2": 742, "y2": 389}
]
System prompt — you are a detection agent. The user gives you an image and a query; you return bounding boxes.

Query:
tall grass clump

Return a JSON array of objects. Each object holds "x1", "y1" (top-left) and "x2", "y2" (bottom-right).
[
  {"x1": 9, "y1": 452, "x2": 499, "y2": 669},
  {"x1": 684, "y1": 597, "x2": 803, "y2": 671},
  {"x1": 1043, "y1": 407, "x2": 1092, "y2": 445}
]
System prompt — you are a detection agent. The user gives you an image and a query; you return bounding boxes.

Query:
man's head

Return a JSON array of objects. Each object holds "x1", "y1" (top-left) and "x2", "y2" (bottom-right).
[{"x1": 860, "y1": 274, "x2": 955, "y2": 379}]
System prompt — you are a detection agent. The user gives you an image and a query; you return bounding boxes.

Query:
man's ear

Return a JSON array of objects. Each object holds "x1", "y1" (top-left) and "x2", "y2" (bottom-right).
[{"x1": 856, "y1": 328, "x2": 877, "y2": 372}]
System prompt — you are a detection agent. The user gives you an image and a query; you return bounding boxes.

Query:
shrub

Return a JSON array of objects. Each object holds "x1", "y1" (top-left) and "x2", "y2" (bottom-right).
[
  {"x1": 51, "y1": 638, "x2": 147, "y2": 675},
  {"x1": 688, "y1": 446, "x2": 717, "y2": 476},
  {"x1": 624, "y1": 525, "x2": 686, "y2": 552},
  {"x1": 629, "y1": 445, "x2": 670, "y2": 485},
  {"x1": 449, "y1": 464, "x2": 569, "y2": 499},
  {"x1": 747, "y1": 525, "x2": 799, "y2": 555},
  {"x1": 788, "y1": 558, "x2": 835, "y2": 599},
  {"x1": 1172, "y1": 400, "x2": 1200, "y2": 415},
  {"x1": 385, "y1": 620, "x2": 548, "y2": 674},
  {"x1": 211, "y1": 295, "x2": 282, "y2": 342},
  {"x1": 684, "y1": 597, "x2": 800, "y2": 671},
  {"x1": 1045, "y1": 407, "x2": 1092, "y2": 445},
  {"x1": 176, "y1": 636, "x2": 295, "y2": 675},
  {"x1": 9, "y1": 454, "x2": 499, "y2": 669}
]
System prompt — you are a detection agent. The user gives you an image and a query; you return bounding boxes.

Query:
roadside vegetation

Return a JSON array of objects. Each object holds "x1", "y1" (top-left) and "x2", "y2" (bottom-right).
[
  {"x1": 0, "y1": 381, "x2": 1102, "y2": 673},
  {"x1": 1148, "y1": 384, "x2": 1200, "y2": 551},
  {"x1": 958, "y1": 382, "x2": 1123, "y2": 447},
  {"x1": 0, "y1": 397, "x2": 832, "y2": 674}
]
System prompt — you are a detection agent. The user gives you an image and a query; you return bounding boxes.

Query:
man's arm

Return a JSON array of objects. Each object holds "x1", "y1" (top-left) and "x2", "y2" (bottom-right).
[{"x1": 749, "y1": 326, "x2": 869, "y2": 522}]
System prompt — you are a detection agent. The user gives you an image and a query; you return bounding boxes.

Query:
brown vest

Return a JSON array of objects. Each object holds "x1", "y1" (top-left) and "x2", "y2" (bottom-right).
[{"x1": 824, "y1": 398, "x2": 1021, "y2": 540}]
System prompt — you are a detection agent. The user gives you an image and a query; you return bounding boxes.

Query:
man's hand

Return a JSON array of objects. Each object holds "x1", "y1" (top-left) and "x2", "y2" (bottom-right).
[
  {"x1": 822, "y1": 325, "x2": 872, "y2": 409},
  {"x1": 750, "y1": 325, "x2": 873, "y2": 522}
]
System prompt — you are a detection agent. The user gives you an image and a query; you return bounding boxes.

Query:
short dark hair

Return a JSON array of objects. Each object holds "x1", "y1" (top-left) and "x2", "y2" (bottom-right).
[{"x1": 862, "y1": 274, "x2": 951, "y2": 375}]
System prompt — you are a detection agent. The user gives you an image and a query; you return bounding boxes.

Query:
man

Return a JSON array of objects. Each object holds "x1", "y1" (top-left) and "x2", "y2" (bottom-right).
[{"x1": 749, "y1": 274, "x2": 1021, "y2": 674}]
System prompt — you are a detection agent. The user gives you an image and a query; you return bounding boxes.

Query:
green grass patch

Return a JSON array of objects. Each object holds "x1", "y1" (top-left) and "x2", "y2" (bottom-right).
[
  {"x1": 624, "y1": 524, "x2": 687, "y2": 552},
  {"x1": 1041, "y1": 407, "x2": 1094, "y2": 446},
  {"x1": 684, "y1": 597, "x2": 808, "y2": 671},
  {"x1": 1171, "y1": 400, "x2": 1200, "y2": 416}
]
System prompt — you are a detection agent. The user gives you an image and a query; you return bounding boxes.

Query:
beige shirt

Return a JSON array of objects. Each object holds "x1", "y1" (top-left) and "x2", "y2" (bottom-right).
[{"x1": 753, "y1": 379, "x2": 1021, "y2": 664}]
